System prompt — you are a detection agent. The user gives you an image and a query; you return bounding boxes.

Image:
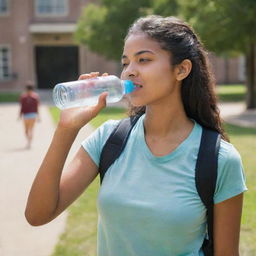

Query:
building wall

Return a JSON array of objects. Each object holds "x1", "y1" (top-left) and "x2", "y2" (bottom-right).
[
  {"x1": 209, "y1": 54, "x2": 245, "y2": 84},
  {"x1": 0, "y1": 0, "x2": 32, "y2": 90},
  {"x1": 29, "y1": 0, "x2": 91, "y2": 23},
  {"x1": 0, "y1": 0, "x2": 118, "y2": 92}
]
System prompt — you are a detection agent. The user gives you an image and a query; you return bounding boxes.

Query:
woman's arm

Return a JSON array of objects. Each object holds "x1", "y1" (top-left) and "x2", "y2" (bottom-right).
[
  {"x1": 25, "y1": 72, "x2": 107, "y2": 226},
  {"x1": 213, "y1": 193, "x2": 244, "y2": 255},
  {"x1": 25, "y1": 128, "x2": 98, "y2": 225}
]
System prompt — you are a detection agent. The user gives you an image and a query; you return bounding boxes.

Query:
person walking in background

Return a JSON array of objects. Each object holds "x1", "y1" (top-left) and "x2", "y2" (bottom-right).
[{"x1": 19, "y1": 82, "x2": 40, "y2": 149}]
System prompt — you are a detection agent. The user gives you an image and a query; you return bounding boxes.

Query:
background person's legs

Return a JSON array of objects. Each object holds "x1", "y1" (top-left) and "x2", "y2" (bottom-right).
[{"x1": 23, "y1": 118, "x2": 36, "y2": 148}]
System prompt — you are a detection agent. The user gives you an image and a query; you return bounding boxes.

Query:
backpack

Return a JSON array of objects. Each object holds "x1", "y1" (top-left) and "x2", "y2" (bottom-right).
[{"x1": 98, "y1": 115, "x2": 221, "y2": 256}]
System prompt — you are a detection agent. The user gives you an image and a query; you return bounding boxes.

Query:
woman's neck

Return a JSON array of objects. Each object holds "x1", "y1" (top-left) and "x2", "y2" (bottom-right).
[{"x1": 144, "y1": 102, "x2": 193, "y2": 139}]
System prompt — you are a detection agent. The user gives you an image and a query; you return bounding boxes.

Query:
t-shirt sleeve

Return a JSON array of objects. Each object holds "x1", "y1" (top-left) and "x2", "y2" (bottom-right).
[
  {"x1": 214, "y1": 141, "x2": 248, "y2": 204},
  {"x1": 81, "y1": 120, "x2": 120, "y2": 167}
]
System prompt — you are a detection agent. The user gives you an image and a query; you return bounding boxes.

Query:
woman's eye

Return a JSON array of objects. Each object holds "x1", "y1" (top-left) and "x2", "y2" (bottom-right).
[
  {"x1": 139, "y1": 58, "x2": 150, "y2": 63},
  {"x1": 122, "y1": 63, "x2": 128, "y2": 68}
]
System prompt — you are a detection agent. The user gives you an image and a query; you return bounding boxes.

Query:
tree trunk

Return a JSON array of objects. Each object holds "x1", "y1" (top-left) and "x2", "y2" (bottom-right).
[{"x1": 245, "y1": 43, "x2": 256, "y2": 109}]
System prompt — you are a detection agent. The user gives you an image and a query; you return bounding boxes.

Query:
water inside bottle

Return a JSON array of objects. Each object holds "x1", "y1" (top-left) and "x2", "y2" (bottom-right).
[
  {"x1": 53, "y1": 76, "x2": 126, "y2": 109},
  {"x1": 53, "y1": 80, "x2": 123, "y2": 109}
]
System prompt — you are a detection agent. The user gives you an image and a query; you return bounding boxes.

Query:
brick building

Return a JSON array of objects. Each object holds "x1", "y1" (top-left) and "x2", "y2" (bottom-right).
[
  {"x1": 0, "y1": 0, "x2": 118, "y2": 91},
  {"x1": 0, "y1": 0, "x2": 245, "y2": 92}
]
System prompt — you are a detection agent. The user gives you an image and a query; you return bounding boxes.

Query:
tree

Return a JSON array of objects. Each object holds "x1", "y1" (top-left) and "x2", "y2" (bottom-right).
[
  {"x1": 179, "y1": 0, "x2": 256, "y2": 109},
  {"x1": 75, "y1": 0, "x2": 152, "y2": 61},
  {"x1": 75, "y1": 0, "x2": 180, "y2": 60}
]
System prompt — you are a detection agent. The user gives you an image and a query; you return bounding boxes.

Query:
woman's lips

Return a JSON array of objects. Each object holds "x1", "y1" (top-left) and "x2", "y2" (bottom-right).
[{"x1": 133, "y1": 83, "x2": 143, "y2": 90}]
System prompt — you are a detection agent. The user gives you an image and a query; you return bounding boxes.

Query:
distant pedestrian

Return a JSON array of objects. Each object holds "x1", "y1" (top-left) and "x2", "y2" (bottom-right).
[{"x1": 19, "y1": 82, "x2": 40, "y2": 149}]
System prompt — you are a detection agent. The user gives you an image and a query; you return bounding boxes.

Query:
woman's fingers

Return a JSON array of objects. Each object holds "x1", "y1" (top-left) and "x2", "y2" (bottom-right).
[
  {"x1": 78, "y1": 72, "x2": 101, "y2": 80},
  {"x1": 95, "y1": 92, "x2": 108, "y2": 111},
  {"x1": 90, "y1": 72, "x2": 100, "y2": 77},
  {"x1": 78, "y1": 72, "x2": 110, "y2": 80},
  {"x1": 88, "y1": 92, "x2": 108, "y2": 118},
  {"x1": 78, "y1": 74, "x2": 91, "y2": 80},
  {"x1": 75, "y1": 72, "x2": 109, "y2": 117}
]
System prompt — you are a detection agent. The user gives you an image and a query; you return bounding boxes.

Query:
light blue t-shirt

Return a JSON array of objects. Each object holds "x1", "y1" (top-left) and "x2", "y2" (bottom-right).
[{"x1": 82, "y1": 115, "x2": 247, "y2": 256}]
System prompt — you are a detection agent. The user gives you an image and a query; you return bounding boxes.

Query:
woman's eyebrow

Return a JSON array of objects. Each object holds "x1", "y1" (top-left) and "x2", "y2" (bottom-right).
[{"x1": 122, "y1": 50, "x2": 155, "y2": 60}]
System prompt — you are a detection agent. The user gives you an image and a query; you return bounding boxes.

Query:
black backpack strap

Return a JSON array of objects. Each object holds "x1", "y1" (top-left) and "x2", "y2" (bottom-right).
[
  {"x1": 98, "y1": 115, "x2": 141, "y2": 184},
  {"x1": 195, "y1": 127, "x2": 221, "y2": 256}
]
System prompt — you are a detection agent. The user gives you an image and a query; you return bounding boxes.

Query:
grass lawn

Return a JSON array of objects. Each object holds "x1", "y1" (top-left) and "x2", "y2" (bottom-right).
[
  {"x1": 0, "y1": 92, "x2": 20, "y2": 102},
  {"x1": 216, "y1": 84, "x2": 246, "y2": 102},
  {"x1": 49, "y1": 85, "x2": 255, "y2": 255}
]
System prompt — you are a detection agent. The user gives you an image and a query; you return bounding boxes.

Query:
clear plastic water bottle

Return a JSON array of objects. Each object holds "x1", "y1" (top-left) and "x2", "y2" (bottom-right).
[{"x1": 52, "y1": 75, "x2": 135, "y2": 109}]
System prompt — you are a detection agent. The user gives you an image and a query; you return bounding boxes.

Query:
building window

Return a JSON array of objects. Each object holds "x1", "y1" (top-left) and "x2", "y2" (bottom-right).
[
  {"x1": 36, "y1": 0, "x2": 68, "y2": 16},
  {"x1": 0, "y1": 0, "x2": 9, "y2": 15},
  {"x1": 0, "y1": 46, "x2": 11, "y2": 80}
]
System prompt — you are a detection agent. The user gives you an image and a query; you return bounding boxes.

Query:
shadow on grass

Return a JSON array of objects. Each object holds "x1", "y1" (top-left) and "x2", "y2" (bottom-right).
[
  {"x1": 218, "y1": 94, "x2": 245, "y2": 102},
  {"x1": 225, "y1": 123, "x2": 256, "y2": 136}
]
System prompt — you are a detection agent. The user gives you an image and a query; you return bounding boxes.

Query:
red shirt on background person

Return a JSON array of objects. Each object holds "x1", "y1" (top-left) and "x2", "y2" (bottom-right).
[
  {"x1": 20, "y1": 90, "x2": 40, "y2": 116},
  {"x1": 19, "y1": 84, "x2": 40, "y2": 149}
]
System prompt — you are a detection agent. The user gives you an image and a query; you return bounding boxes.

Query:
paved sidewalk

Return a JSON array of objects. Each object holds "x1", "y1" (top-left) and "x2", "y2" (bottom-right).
[
  {"x1": 219, "y1": 102, "x2": 256, "y2": 128},
  {"x1": 0, "y1": 103, "x2": 94, "y2": 256}
]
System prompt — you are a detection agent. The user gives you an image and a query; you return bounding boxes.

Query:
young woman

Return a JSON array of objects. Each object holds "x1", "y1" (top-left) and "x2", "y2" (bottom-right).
[
  {"x1": 19, "y1": 83, "x2": 40, "y2": 149},
  {"x1": 25, "y1": 16, "x2": 247, "y2": 255}
]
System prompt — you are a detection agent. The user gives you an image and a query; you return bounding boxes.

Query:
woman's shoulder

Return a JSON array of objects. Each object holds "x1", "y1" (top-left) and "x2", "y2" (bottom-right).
[
  {"x1": 214, "y1": 139, "x2": 247, "y2": 203},
  {"x1": 99, "y1": 119, "x2": 121, "y2": 132},
  {"x1": 218, "y1": 139, "x2": 241, "y2": 164},
  {"x1": 91, "y1": 119, "x2": 121, "y2": 141},
  {"x1": 217, "y1": 138, "x2": 244, "y2": 180}
]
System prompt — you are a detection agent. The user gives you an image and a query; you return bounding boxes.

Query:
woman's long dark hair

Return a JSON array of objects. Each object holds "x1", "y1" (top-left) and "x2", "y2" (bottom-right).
[{"x1": 125, "y1": 15, "x2": 228, "y2": 141}]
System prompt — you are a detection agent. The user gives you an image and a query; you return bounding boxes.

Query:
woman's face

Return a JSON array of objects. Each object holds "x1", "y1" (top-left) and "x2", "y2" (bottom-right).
[{"x1": 121, "y1": 33, "x2": 180, "y2": 107}]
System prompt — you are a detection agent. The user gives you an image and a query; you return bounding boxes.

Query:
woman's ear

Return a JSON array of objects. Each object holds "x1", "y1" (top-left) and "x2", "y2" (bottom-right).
[{"x1": 175, "y1": 59, "x2": 192, "y2": 81}]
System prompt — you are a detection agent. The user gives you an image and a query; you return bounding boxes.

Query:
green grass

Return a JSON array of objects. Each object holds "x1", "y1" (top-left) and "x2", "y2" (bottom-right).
[
  {"x1": 0, "y1": 92, "x2": 20, "y2": 102},
  {"x1": 89, "y1": 107, "x2": 127, "y2": 128},
  {"x1": 52, "y1": 177, "x2": 100, "y2": 256},
  {"x1": 217, "y1": 84, "x2": 246, "y2": 102}
]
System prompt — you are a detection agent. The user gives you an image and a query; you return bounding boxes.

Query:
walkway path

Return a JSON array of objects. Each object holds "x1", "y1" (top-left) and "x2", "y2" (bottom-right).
[
  {"x1": 219, "y1": 102, "x2": 256, "y2": 128},
  {"x1": 0, "y1": 103, "x2": 94, "y2": 256}
]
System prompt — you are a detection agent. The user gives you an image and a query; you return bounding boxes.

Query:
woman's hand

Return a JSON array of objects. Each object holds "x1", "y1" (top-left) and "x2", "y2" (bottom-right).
[
  {"x1": 25, "y1": 72, "x2": 109, "y2": 225},
  {"x1": 57, "y1": 72, "x2": 109, "y2": 131}
]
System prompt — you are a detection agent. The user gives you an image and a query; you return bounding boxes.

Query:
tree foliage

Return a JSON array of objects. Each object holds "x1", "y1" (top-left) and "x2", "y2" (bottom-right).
[
  {"x1": 178, "y1": 0, "x2": 256, "y2": 108},
  {"x1": 76, "y1": 0, "x2": 255, "y2": 58},
  {"x1": 75, "y1": 0, "x2": 152, "y2": 61},
  {"x1": 179, "y1": 0, "x2": 256, "y2": 56},
  {"x1": 150, "y1": 0, "x2": 179, "y2": 17}
]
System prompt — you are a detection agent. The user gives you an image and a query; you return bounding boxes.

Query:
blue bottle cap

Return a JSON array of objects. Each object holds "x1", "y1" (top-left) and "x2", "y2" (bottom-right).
[{"x1": 124, "y1": 80, "x2": 135, "y2": 94}]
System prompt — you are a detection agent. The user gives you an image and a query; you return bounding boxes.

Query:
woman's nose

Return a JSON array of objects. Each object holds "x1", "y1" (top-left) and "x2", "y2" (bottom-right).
[{"x1": 123, "y1": 64, "x2": 138, "y2": 78}]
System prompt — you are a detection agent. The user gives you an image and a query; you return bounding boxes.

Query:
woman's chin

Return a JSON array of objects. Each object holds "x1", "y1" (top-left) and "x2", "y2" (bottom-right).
[
  {"x1": 127, "y1": 96, "x2": 145, "y2": 107},
  {"x1": 129, "y1": 101, "x2": 145, "y2": 108}
]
